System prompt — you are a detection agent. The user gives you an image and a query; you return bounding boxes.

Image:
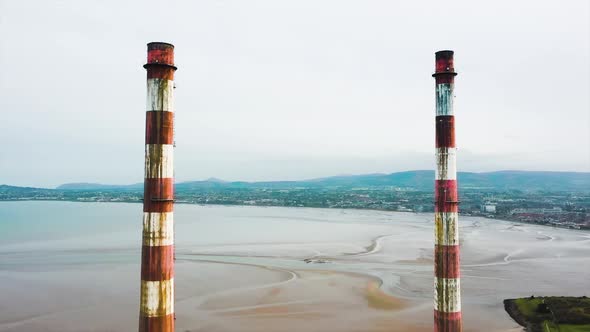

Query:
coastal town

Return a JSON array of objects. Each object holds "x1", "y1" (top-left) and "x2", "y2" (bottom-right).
[{"x1": 2, "y1": 184, "x2": 589, "y2": 230}]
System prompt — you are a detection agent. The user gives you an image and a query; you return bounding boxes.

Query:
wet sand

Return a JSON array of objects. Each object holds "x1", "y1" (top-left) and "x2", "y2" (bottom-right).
[
  {"x1": 176, "y1": 266, "x2": 422, "y2": 332},
  {"x1": 0, "y1": 202, "x2": 589, "y2": 331}
]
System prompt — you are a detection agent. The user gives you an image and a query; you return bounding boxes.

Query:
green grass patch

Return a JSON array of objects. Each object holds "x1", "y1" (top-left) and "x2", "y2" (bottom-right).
[
  {"x1": 515, "y1": 297, "x2": 544, "y2": 317},
  {"x1": 506, "y1": 296, "x2": 590, "y2": 332},
  {"x1": 557, "y1": 324, "x2": 590, "y2": 332}
]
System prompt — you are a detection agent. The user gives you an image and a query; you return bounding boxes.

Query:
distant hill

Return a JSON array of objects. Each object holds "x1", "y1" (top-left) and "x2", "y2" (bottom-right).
[
  {"x1": 56, "y1": 182, "x2": 142, "y2": 190},
  {"x1": 16, "y1": 170, "x2": 590, "y2": 193},
  {"x1": 454, "y1": 171, "x2": 590, "y2": 191},
  {"x1": 0, "y1": 184, "x2": 54, "y2": 193}
]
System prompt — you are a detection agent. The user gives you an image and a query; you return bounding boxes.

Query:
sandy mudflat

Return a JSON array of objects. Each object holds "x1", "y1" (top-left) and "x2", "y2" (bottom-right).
[
  {"x1": 175, "y1": 264, "x2": 426, "y2": 332},
  {"x1": 0, "y1": 202, "x2": 589, "y2": 331},
  {"x1": 0, "y1": 259, "x2": 428, "y2": 332}
]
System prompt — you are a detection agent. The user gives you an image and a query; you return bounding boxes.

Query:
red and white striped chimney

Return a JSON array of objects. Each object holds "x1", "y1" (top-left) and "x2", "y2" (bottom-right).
[
  {"x1": 432, "y1": 50, "x2": 462, "y2": 332},
  {"x1": 139, "y1": 42, "x2": 177, "y2": 332}
]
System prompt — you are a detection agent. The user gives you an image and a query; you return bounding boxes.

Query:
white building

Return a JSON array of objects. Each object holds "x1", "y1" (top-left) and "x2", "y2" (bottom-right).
[{"x1": 481, "y1": 203, "x2": 497, "y2": 213}]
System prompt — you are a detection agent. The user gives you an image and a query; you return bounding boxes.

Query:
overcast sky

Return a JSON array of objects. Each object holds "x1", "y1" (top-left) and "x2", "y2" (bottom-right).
[{"x1": 1, "y1": 0, "x2": 589, "y2": 188}]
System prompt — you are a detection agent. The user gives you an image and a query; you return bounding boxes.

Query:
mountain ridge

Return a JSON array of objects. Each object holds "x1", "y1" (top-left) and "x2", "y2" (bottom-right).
[{"x1": 45, "y1": 170, "x2": 590, "y2": 192}]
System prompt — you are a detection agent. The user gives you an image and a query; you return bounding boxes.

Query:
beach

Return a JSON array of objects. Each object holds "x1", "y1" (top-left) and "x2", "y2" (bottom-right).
[{"x1": 0, "y1": 201, "x2": 588, "y2": 331}]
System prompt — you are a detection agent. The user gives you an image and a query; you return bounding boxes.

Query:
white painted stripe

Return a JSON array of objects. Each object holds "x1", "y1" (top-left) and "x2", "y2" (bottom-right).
[
  {"x1": 435, "y1": 147, "x2": 457, "y2": 180},
  {"x1": 147, "y1": 78, "x2": 174, "y2": 112},
  {"x1": 145, "y1": 144, "x2": 174, "y2": 179},
  {"x1": 434, "y1": 212, "x2": 459, "y2": 245},
  {"x1": 434, "y1": 277, "x2": 461, "y2": 313},
  {"x1": 435, "y1": 83, "x2": 454, "y2": 116},
  {"x1": 140, "y1": 279, "x2": 174, "y2": 317},
  {"x1": 143, "y1": 212, "x2": 174, "y2": 246}
]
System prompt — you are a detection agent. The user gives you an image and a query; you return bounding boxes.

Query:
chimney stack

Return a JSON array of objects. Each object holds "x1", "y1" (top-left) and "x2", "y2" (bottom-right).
[
  {"x1": 139, "y1": 42, "x2": 177, "y2": 332},
  {"x1": 432, "y1": 50, "x2": 462, "y2": 332}
]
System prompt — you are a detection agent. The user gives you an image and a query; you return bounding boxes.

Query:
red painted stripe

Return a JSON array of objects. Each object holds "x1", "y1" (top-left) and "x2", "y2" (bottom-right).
[
  {"x1": 147, "y1": 45, "x2": 174, "y2": 66},
  {"x1": 434, "y1": 245, "x2": 460, "y2": 278},
  {"x1": 435, "y1": 52, "x2": 454, "y2": 73},
  {"x1": 434, "y1": 51, "x2": 456, "y2": 85},
  {"x1": 141, "y1": 245, "x2": 174, "y2": 281},
  {"x1": 138, "y1": 314, "x2": 174, "y2": 331},
  {"x1": 144, "y1": 178, "x2": 174, "y2": 213},
  {"x1": 435, "y1": 180, "x2": 458, "y2": 212},
  {"x1": 146, "y1": 111, "x2": 174, "y2": 145},
  {"x1": 434, "y1": 310, "x2": 462, "y2": 332},
  {"x1": 435, "y1": 116, "x2": 455, "y2": 148},
  {"x1": 146, "y1": 67, "x2": 175, "y2": 80}
]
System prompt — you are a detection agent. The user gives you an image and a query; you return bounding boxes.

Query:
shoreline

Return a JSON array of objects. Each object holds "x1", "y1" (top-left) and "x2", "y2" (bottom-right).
[
  {"x1": 503, "y1": 299, "x2": 529, "y2": 331},
  {"x1": 2, "y1": 199, "x2": 588, "y2": 232}
]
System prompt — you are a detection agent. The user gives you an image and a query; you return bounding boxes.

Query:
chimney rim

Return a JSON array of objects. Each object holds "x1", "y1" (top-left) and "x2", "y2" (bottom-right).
[
  {"x1": 435, "y1": 49, "x2": 454, "y2": 56},
  {"x1": 147, "y1": 41, "x2": 175, "y2": 49}
]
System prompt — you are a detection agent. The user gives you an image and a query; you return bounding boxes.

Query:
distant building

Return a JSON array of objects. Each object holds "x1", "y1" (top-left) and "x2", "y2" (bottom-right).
[
  {"x1": 481, "y1": 203, "x2": 497, "y2": 214},
  {"x1": 397, "y1": 206, "x2": 413, "y2": 212}
]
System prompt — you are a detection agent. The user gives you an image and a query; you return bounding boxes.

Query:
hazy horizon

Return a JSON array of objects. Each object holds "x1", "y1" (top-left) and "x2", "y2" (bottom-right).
[
  {"x1": 1, "y1": 0, "x2": 589, "y2": 188},
  {"x1": 3, "y1": 168, "x2": 590, "y2": 190}
]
